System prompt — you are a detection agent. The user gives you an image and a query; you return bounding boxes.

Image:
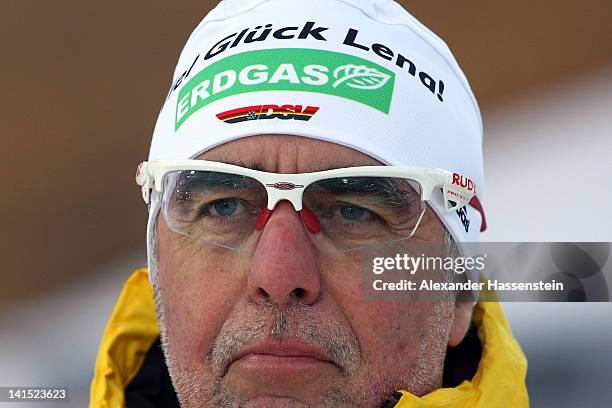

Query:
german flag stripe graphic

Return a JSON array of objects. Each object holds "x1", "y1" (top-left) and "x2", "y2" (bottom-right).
[
  {"x1": 216, "y1": 105, "x2": 319, "y2": 124},
  {"x1": 216, "y1": 105, "x2": 263, "y2": 120}
]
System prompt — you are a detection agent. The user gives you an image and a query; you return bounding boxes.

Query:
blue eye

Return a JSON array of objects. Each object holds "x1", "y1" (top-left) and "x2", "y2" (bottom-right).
[
  {"x1": 211, "y1": 199, "x2": 239, "y2": 217},
  {"x1": 339, "y1": 204, "x2": 370, "y2": 221}
]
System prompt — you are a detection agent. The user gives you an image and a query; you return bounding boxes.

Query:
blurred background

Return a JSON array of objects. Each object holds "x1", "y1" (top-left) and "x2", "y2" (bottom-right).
[{"x1": 1, "y1": 0, "x2": 611, "y2": 406}]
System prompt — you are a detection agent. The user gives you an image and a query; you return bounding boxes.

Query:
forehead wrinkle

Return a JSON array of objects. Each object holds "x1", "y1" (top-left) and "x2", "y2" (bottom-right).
[
  {"x1": 198, "y1": 154, "x2": 375, "y2": 173},
  {"x1": 196, "y1": 149, "x2": 266, "y2": 171},
  {"x1": 196, "y1": 135, "x2": 382, "y2": 173}
]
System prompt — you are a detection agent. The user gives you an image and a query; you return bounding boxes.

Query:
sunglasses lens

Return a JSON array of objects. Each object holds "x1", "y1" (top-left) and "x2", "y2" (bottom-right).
[
  {"x1": 162, "y1": 170, "x2": 267, "y2": 249},
  {"x1": 303, "y1": 177, "x2": 425, "y2": 250},
  {"x1": 160, "y1": 171, "x2": 425, "y2": 251}
]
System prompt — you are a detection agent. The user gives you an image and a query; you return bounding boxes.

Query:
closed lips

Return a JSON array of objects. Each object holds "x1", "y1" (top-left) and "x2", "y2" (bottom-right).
[{"x1": 231, "y1": 341, "x2": 335, "y2": 366}]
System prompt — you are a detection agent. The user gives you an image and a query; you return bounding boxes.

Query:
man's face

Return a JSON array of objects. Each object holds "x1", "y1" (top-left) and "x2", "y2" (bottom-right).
[{"x1": 154, "y1": 135, "x2": 471, "y2": 408}]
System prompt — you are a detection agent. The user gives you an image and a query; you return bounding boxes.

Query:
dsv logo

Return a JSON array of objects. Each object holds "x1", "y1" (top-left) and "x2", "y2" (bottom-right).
[{"x1": 216, "y1": 104, "x2": 320, "y2": 124}]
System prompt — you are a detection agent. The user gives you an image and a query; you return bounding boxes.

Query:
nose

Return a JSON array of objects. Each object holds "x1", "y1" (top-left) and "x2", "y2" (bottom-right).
[{"x1": 247, "y1": 201, "x2": 321, "y2": 306}]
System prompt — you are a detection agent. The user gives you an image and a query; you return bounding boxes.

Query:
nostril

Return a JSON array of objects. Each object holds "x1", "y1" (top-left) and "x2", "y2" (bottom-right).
[
  {"x1": 290, "y1": 288, "x2": 306, "y2": 299},
  {"x1": 257, "y1": 287, "x2": 270, "y2": 299}
]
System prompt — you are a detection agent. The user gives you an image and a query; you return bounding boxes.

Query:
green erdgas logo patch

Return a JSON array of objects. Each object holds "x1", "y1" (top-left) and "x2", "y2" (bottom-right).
[{"x1": 175, "y1": 48, "x2": 395, "y2": 130}]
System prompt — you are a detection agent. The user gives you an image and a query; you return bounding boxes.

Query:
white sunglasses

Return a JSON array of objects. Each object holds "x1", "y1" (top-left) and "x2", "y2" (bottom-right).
[{"x1": 136, "y1": 160, "x2": 481, "y2": 251}]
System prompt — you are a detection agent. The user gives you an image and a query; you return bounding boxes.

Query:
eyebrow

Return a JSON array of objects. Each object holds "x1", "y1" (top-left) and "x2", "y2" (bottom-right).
[
  {"x1": 197, "y1": 157, "x2": 268, "y2": 172},
  {"x1": 174, "y1": 170, "x2": 260, "y2": 192}
]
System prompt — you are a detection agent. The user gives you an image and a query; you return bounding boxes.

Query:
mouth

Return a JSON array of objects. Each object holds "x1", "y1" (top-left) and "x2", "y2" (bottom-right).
[
  {"x1": 220, "y1": 339, "x2": 344, "y2": 402},
  {"x1": 229, "y1": 340, "x2": 338, "y2": 372}
]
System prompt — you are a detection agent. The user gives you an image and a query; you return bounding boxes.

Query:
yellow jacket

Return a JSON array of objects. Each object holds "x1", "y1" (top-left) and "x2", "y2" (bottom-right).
[{"x1": 90, "y1": 268, "x2": 528, "y2": 407}]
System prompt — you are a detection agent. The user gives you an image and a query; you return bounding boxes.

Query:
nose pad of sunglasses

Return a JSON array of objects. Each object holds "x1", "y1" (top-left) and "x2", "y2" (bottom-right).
[
  {"x1": 254, "y1": 205, "x2": 321, "y2": 233},
  {"x1": 255, "y1": 208, "x2": 272, "y2": 231},
  {"x1": 300, "y1": 204, "x2": 321, "y2": 233}
]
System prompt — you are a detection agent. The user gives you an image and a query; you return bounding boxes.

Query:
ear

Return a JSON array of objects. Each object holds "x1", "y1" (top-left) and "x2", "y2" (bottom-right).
[{"x1": 448, "y1": 299, "x2": 473, "y2": 347}]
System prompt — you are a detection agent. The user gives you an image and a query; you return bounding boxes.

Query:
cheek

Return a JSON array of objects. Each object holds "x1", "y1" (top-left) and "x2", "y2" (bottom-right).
[
  {"x1": 345, "y1": 299, "x2": 432, "y2": 369},
  {"x1": 322, "y1": 255, "x2": 435, "y2": 371},
  {"x1": 157, "y1": 234, "x2": 247, "y2": 362}
]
